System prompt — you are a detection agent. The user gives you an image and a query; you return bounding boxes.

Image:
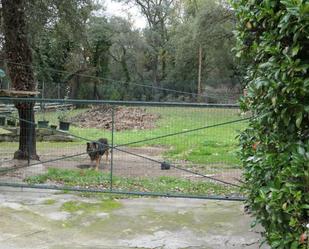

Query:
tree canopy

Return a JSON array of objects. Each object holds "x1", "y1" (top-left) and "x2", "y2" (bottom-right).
[{"x1": 0, "y1": 0, "x2": 241, "y2": 103}]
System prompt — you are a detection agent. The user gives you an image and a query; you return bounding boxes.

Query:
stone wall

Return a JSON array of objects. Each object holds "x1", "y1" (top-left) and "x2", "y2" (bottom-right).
[{"x1": 0, "y1": 127, "x2": 75, "y2": 142}]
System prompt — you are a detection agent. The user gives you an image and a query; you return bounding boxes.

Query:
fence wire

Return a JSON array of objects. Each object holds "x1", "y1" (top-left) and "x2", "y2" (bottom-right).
[{"x1": 0, "y1": 98, "x2": 249, "y2": 200}]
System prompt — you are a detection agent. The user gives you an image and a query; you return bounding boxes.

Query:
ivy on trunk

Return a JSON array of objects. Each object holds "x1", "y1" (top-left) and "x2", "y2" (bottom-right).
[{"x1": 2, "y1": 0, "x2": 39, "y2": 160}]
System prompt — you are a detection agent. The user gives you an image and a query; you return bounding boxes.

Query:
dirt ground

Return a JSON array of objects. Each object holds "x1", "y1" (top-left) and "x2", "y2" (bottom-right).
[{"x1": 0, "y1": 145, "x2": 242, "y2": 185}]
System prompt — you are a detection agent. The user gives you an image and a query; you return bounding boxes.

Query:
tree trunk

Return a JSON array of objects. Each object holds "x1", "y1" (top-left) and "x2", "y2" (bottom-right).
[
  {"x1": 198, "y1": 44, "x2": 203, "y2": 96},
  {"x1": 161, "y1": 49, "x2": 167, "y2": 81},
  {"x1": 93, "y1": 76, "x2": 101, "y2": 100},
  {"x1": 2, "y1": 0, "x2": 39, "y2": 160},
  {"x1": 121, "y1": 59, "x2": 131, "y2": 84},
  {"x1": 121, "y1": 58, "x2": 130, "y2": 100},
  {"x1": 152, "y1": 55, "x2": 160, "y2": 101},
  {"x1": 14, "y1": 102, "x2": 38, "y2": 160},
  {"x1": 70, "y1": 74, "x2": 81, "y2": 99}
]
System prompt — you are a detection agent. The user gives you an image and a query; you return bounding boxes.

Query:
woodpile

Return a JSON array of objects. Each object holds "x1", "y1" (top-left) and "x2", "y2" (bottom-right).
[{"x1": 70, "y1": 105, "x2": 160, "y2": 131}]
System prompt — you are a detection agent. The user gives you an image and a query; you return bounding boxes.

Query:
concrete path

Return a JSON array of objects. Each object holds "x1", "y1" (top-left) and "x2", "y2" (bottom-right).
[{"x1": 0, "y1": 187, "x2": 268, "y2": 249}]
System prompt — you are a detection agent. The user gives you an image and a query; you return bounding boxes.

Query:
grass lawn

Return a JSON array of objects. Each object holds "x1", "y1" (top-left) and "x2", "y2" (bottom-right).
[
  {"x1": 113, "y1": 108, "x2": 246, "y2": 166},
  {"x1": 26, "y1": 167, "x2": 240, "y2": 196},
  {"x1": 16, "y1": 106, "x2": 247, "y2": 167}
]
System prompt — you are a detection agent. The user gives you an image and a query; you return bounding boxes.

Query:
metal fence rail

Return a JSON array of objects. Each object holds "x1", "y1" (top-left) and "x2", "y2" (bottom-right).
[
  {"x1": 0, "y1": 97, "x2": 248, "y2": 201},
  {"x1": 0, "y1": 102, "x2": 73, "y2": 111}
]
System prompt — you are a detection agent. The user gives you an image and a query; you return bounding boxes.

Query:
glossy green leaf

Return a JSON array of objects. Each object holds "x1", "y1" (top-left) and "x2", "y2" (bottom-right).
[
  {"x1": 296, "y1": 113, "x2": 303, "y2": 128},
  {"x1": 232, "y1": 0, "x2": 308, "y2": 247}
]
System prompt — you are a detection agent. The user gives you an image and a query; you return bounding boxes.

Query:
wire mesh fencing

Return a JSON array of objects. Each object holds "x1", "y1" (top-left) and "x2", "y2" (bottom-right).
[{"x1": 0, "y1": 98, "x2": 249, "y2": 200}]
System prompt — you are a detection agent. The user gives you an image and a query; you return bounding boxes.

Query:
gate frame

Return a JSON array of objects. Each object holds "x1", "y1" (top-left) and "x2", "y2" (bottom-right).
[{"x1": 0, "y1": 97, "x2": 246, "y2": 201}]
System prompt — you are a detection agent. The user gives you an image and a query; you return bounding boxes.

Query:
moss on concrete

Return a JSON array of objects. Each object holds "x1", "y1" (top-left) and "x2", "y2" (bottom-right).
[
  {"x1": 61, "y1": 199, "x2": 122, "y2": 213},
  {"x1": 43, "y1": 199, "x2": 56, "y2": 205}
]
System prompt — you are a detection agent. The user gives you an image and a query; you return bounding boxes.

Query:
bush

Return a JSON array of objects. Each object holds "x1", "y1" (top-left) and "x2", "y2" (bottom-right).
[{"x1": 231, "y1": 0, "x2": 309, "y2": 248}]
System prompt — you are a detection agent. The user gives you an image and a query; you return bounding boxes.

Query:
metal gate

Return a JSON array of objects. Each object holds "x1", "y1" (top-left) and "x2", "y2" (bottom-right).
[{"x1": 0, "y1": 97, "x2": 249, "y2": 201}]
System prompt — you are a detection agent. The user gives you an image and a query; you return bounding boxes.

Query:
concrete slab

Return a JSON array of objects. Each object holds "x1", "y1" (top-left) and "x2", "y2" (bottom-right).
[{"x1": 0, "y1": 187, "x2": 268, "y2": 249}]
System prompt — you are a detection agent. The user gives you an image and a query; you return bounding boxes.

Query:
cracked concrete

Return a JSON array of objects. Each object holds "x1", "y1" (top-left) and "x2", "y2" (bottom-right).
[{"x1": 0, "y1": 187, "x2": 269, "y2": 249}]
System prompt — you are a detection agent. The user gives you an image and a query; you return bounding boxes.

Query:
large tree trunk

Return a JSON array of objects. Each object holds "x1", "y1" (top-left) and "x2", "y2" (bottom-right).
[
  {"x1": 14, "y1": 102, "x2": 38, "y2": 160},
  {"x1": 2, "y1": 0, "x2": 39, "y2": 160}
]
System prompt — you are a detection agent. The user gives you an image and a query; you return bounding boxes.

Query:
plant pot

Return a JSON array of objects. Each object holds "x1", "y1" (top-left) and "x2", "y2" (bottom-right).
[
  {"x1": 38, "y1": 120, "x2": 49, "y2": 128},
  {"x1": 7, "y1": 119, "x2": 16, "y2": 127},
  {"x1": 0, "y1": 116, "x2": 6, "y2": 126},
  {"x1": 59, "y1": 121, "x2": 70, "y2": 131},
  {"x1": 50, "y1": 125, "x2": 57, "y2": 130}
]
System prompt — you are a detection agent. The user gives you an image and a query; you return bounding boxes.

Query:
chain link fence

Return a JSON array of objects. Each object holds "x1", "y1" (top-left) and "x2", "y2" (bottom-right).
[{"x1": 0, "y1": 98, "x2": 249, "y2": 200}]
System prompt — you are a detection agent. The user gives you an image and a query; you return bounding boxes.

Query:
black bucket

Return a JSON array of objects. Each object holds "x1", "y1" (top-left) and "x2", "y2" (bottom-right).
[
  {"x1": 59, "y1": 121, "x2": 70, "y2": 131},
  {"x1": 0, "y1": 116, "x2": 6, "y2": 126},
  {"x1": 7, "y1": 119, "x2": 16, "y2": 126},
  {"x1": 161, "y1": 162, "x2": 171, "y2": 170}
]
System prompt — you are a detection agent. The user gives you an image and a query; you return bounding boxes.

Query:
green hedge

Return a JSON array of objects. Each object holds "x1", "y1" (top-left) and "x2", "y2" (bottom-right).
[{"x1": 231, "y1": 0, "x2": 309, "y2": 248}]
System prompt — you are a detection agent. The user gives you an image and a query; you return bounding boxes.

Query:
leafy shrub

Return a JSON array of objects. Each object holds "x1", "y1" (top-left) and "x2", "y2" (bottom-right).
[{"x1": 231, "y1": 0, "x2": 309, "y2": 248}]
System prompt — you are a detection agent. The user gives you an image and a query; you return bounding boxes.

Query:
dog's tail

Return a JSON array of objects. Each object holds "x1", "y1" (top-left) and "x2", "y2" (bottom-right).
[
  {"x1": 97, "y1": 138, "x2": 109, "y2": 154},
  {"x1": 98, "y1": 138, "x2": 108, "y2": 146}
]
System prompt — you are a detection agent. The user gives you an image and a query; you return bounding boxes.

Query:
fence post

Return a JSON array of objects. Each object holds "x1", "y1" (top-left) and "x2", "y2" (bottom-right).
[{"x1": 110, "y1": 106, "x2": 115, "y2": 191}]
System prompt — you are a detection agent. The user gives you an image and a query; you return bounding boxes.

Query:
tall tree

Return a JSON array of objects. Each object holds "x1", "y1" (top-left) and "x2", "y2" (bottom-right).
[
  {"x1": 2, "y1": 0, "x2": 38, "y2": 160},
  {"x1": 118, "y1": 0, "x2": 175, "y2": 99},
  {"x1": 187, "y1": 0, "x2": 234, "y2": 96},
  {"x1": 27, "y1": 0, "x2": 96, "y2": 99},
  {"x1": 87, "y1": 16, "x2": 112, "y2": 99},
  {"x1": 183, "y1": 0, "x2": 203, "y2": 96}
]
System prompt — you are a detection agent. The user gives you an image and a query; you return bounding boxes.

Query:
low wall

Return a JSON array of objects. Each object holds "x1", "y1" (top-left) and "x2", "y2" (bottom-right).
[{"x1": 0, "y1": 127, "x2": 75, "y2": 142}]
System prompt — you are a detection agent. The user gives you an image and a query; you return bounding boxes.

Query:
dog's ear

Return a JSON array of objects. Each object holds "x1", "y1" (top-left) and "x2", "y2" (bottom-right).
[{"x1": 86, "y1": 142, "x2": 90, "y2": 148}]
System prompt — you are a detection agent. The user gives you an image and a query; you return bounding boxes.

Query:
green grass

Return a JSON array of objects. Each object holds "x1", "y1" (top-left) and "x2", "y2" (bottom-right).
[
  {"x1": 26, "y1": 168, "x2": 241, "y2": 196},
  {"x1": 27, "y1": 168, "x2": 109, "y2": 186},
  {"x1": 34, "y1": 107, "x2": 247, "y2": 167}
]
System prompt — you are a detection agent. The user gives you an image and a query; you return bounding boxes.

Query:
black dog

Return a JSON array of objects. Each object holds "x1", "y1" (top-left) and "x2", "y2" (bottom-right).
[{"x1": 86, "y1": 138, "x2": 109, "y2": 171}]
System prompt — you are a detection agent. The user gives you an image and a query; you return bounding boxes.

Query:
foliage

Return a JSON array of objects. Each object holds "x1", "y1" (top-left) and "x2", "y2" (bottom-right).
[
  {"x1": 57, "y1": 108, "x2": 70, "y2": 122},
  {"x1": 0, "y1": 0, "x2": 241, "y2": 102},
  {"x1": 166, "y1": 0, "x2": 237, "y2": 97},
  {"x1": 232, "y1": 0, "x2": 309, "y2": 248}
]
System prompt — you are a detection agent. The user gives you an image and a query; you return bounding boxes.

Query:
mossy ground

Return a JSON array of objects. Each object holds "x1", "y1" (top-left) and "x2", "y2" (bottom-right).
[
  {"x1": 61, "y1": 199, "x2": 122, "y2": 213},
  {"x1": 43, "y1": 199, "x2": 57, "y2": 205}
]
